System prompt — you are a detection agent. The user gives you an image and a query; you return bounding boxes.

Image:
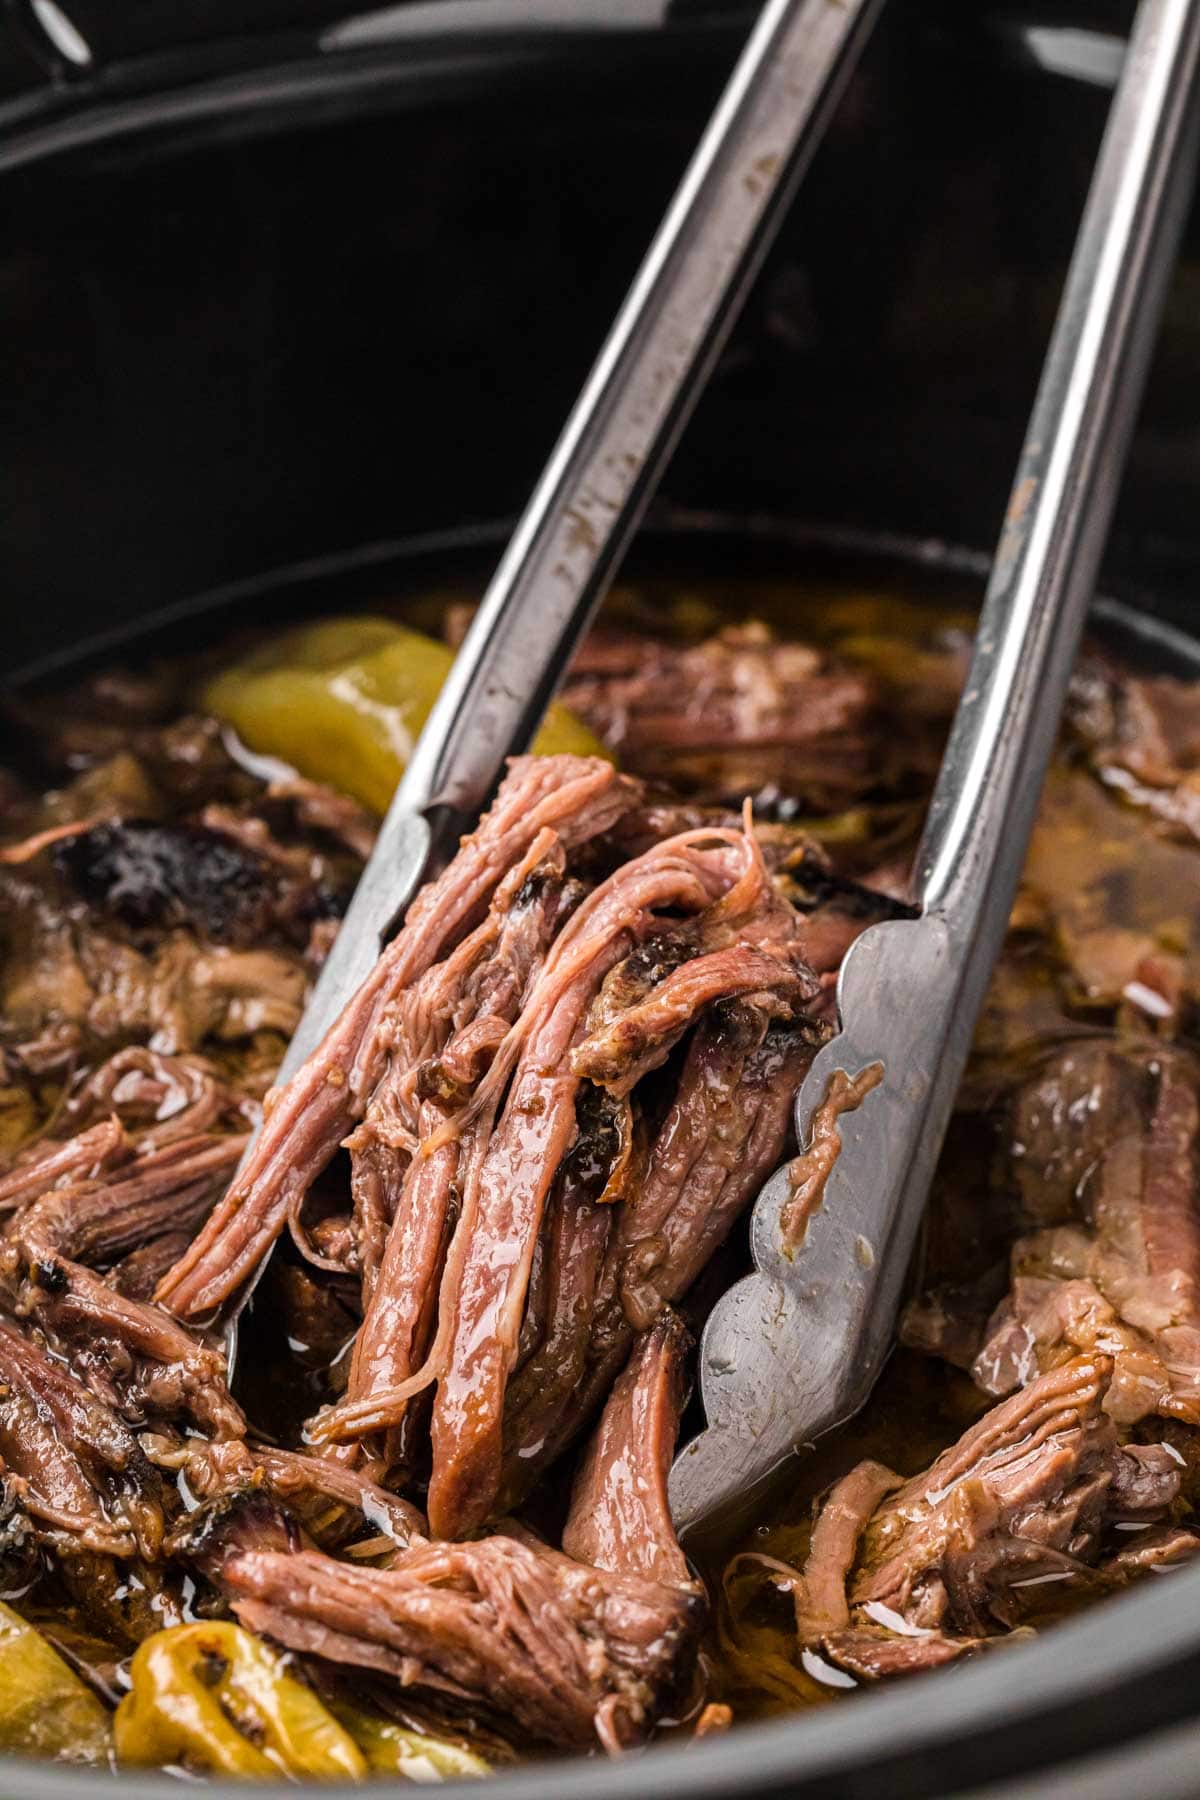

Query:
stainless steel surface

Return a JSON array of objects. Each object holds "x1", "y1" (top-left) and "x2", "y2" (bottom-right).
[
  {"x1": 670, "y1": 0, "x2": 1200, "y2": 1533},
  {"x1": 396, "y1": 0, "x2": 882, "y2": 825},
  {"x1": 277, "y1": 0, "x2": 882, "y2": 1090},
  {"x1": 222, "y1": 0, "x2": 882, "y2": 1352}
]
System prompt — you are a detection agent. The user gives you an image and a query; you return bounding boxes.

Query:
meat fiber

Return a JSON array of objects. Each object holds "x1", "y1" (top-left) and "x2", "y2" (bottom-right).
[
  {"x1": 970, "y1": 1045, "x2": 1200, "y2": 1425},
  {"x1": 562, "y1": 1312, "x2": 695, "y2": 1590},
  {"x1": 183, "y1": 1311, "x2": 702, "y2": 1753},
  {"x1": 1068, "y1": 653, "x2": 1200, "y2": 841},
  {"x1": 156, "y1": 755, "x2": 636, "y2": 1317},
  {"x1": 0, "y1": 1315, "x2": 165, "y2": 1559},
  {"x1": 559, "y1": 622, "x2": 883, "y2": 812},
  {"x1": 307, "y1": 794, "x2": 823, "y2": 1538},
  {"x1": 0, "y1": 1048, "x2": 248, "y2": 1438},
  {"x1": 791, "y1": 1355, "x2": 1182, "y2": 1680}
]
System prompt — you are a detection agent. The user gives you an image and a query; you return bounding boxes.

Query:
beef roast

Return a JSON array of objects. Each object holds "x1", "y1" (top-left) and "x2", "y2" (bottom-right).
[
  {"x1": 1068, "y1": 654, "x2": 1200, "y2": 842},
  {"x1": 156, "y1": 755, "x2": 637, "y2": 1318},
  {"x1": 559, "y1": 622, "x2": 882, "y2": 813}
]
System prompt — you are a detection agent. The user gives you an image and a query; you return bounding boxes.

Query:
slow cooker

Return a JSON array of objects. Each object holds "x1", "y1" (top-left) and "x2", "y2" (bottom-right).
[{"x1": 5, "y1": 2, "x2": 1200, "y2": 1793}]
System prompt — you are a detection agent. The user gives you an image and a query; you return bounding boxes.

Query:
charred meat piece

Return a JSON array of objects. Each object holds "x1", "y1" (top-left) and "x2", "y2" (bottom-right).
[{"x1": 54, "y1": 821, "x2": 289, "y2": 945}]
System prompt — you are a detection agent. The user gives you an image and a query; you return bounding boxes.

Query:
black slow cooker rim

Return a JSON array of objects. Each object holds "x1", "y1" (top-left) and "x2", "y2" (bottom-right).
[{"x1": 7, "y1": 511, "x2": 1200, "y2": 1796}]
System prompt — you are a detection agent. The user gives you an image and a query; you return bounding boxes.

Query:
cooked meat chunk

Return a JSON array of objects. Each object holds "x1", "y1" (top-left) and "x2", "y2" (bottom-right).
[
  {"x1": 500, "y1": 1006, "x2": 819, "y2": 1506},
  {"x1": 185, "y1": 1309, "x2": 701, "y2": 1753},
  {"x1": 181, "y1": 1441, "x2": 422, "y2": 1551},
  {"x1": 969, "y1": 1046, "x2": 1200, "y2": 1425},
  {"x1": 338, "y1": 836, "x2": 580, "y2": 1451},
  {"x1": 562, "y1": 1312, "x2": 695, "y2": 1589},
  {"x1": 560, "y1": 622, "x2": 882, "y2": 812},
  {"x1": 790, "y1": 1461, "x2": 901, "y2": 1638},
  {"x1": 1068, "y1": 654, "x2": 1200, "y2": 841},
  {"x1": 11, "y1": 608, "x2": 1200, "y2": 1761},
  {"x1": 818, "y1": 1628, "x2": 978, "y2": 1681},
  {"x1": 0, "y1": 1315, "x2": 166, "y2": 1559},
  {"x1": 788, "y1": 1355, "x2": 1182, "y2": 1679},
  {"x1": 296, "y1": 766, "x2": 825, "y2": 1537},
  {"x1": 0, "y1": 1049, "x2": 247, "y2": 1438},
  {"x1": 156, "y1": 755, "x2": 637, "y2": 1318},
  {"x1": 54, "y1": 820, "x2": 289, "y2": 944}
]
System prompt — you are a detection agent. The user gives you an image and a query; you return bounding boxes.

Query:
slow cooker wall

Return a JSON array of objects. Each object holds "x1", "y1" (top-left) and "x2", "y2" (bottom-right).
[{"x1": 5, "y1": 0, "x2": 1200, "y2": 672}]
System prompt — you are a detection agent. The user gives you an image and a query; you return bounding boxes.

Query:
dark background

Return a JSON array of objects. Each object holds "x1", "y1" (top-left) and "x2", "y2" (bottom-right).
[{"x1": 2, "y1": 1, "x2": 1196, "y2": 665}]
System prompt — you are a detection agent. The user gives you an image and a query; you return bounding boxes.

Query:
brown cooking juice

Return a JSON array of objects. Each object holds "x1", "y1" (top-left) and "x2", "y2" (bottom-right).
[{"x1": 1, "y1": 569, "x2": 1198, "y2": 1765}]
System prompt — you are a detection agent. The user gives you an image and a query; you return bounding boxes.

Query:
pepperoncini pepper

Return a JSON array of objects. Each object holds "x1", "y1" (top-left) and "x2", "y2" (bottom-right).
[
  {"x1": 329, "y1": 1700, "x2": 490, "y2": 1780},
  {"x1": 0, "y1": 1601, "x2": 111, "y2": 1764},
  {"x1": 114, "y1": 1621, "x2": 365, "y2": 1779},
  {"x1": 202, "y1": 615, "x2": 610, "y2": 815}
]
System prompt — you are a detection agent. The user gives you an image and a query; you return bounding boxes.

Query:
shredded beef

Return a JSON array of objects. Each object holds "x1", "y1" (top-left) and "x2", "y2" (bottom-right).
[
  {"x1": 789, "y1": 1355, "x2": 1182, "y2": 1679},
  {"x1": 156, "y1": 755, "x2": 637, "y2": 1318},
  {"x1": 559, "y1": 622, "x2": 882, "y2": 813},
  {"x1": 1068, "y1": 654, "x2": 1200, "y2": 841},
  {"x1": 182, "y1": 1300, "x2": 700, "y2": 1753},
  {"x1": 967, "y1": 1045, "x2": 1200, "y2": 1425}
]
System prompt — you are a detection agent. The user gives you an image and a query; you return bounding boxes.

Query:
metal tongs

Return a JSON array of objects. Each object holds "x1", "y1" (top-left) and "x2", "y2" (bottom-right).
[
  {"x1": 671, "y1": 0, "x2": 1200, "y2": 1529},
  {"x1": 271, "y1": 0, "x2": 885, "y2": 1083},
  {"x1": 226, "y1": 0, "x2": 884, "y2": 1364},
  {"x1": 234, "y1": 0, "x2": 1200, "y2": 1542}
]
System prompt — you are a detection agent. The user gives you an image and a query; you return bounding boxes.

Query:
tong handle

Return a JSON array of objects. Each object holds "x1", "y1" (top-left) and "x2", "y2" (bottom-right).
[
  {"x1": 915, "y1": 0, "x2": 1200, "y2": 954},
  {"x1": 269, "y1": 0, "x2": 882, "y2": 1088},
  {"x1": 398, "y1": 0, "x2": 883, "y2": 838}
]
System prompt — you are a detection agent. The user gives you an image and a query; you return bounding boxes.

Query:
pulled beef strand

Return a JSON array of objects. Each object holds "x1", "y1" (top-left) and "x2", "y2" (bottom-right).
[
  {"x1": 0, "y1": 1049, "x2": 248, "y2": 1439},
  {"x1": 156, "y1": 755, "x2": 636, "y2": 1318},
  {"x1": 187, "y1": 1310, "x2": 701, "y2": 1753},
  {"x1": 310, "y1": 802, "x2": 823, "y2": 1538},
  {"x1": 182, "y1": 1441, "x2": 423, "y2": 1550},
  {"x1": 340, "y1": 835, "x2": 580, "y2": 1456},
  {"x1": 0, "y1": 1315, "x2": 165, "y2": 1560},
  {"x1": 499, "y1": 1006, "x2": 819, "y2": 1507},
  {"x1": 559, "y1": 623, "x2": 883, "y2": 811},
  {"x1": 562, "y1": 1311, "x2": 694, "y2": 1590},
  {"x1": 1068, "y1": 654, "x2": 1200, "y2": 841},
  {"x1": 423, "y1": 832, "x2": 784, "y2": 1539}
]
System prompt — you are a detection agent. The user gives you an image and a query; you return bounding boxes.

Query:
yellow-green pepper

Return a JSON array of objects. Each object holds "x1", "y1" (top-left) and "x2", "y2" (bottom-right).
[
  {"x1": 202, "y1": 615, "x2": 610, "y2": 815},
  {"x1": 114, "y1": 1621, "x2": 365, "y2": 1779},
  {"x1": 0, "y1": 1601, "x2": 111, "y2": 1764},
  {"x1": 331, "y1": 1700, "x2": 489, "y2": 1781}
]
